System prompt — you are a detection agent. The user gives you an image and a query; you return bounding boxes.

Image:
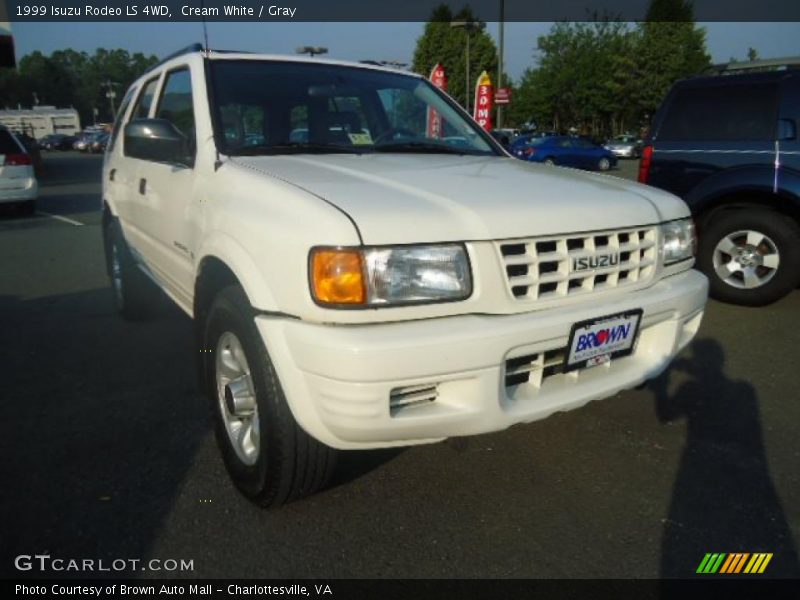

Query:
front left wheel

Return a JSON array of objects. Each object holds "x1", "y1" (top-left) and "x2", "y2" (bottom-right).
[
  {"x1": 203, "y1": 285, "x2": 338, "y2": 507},
  {"x1": 597, "y1": 157, "x2": 611, "y2": 171}
]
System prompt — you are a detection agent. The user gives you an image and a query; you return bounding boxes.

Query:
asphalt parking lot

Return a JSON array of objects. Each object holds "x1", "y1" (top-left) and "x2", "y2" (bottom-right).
[{"x1": 1, "y1": 153, "x2": 798, "y2": 579}]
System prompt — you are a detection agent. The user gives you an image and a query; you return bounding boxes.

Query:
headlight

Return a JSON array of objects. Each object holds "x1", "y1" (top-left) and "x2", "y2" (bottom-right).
[
  {"x1": 310, "y1": 244, "x2": 472, "y2": 307},
  {"x1": 660, "y1": 218, "x2": 696, "y2": 265}
]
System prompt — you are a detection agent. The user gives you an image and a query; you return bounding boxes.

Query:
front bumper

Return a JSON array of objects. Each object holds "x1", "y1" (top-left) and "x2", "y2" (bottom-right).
[{"x1": 257, "y1": 269, "x2": 708, "y2": 449}]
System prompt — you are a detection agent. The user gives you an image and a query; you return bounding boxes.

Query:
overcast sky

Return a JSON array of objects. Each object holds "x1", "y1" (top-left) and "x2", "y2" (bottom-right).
[{"x1": 10, "y1": 21, "x2": 800, "y2": 81}]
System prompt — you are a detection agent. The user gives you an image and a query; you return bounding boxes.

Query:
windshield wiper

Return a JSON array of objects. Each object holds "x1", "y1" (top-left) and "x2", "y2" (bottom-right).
[
  {"x1": 227, "y1": 142, "x2": 364, "y2": 156},
  {"x1": 372, "y1": 141, "x2": 479, "y2": 155}
]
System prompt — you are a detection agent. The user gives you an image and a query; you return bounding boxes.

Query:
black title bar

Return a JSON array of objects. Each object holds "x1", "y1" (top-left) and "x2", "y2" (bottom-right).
[{"x1": 4, "y1": 0, "x2": 800, "y2": 22}]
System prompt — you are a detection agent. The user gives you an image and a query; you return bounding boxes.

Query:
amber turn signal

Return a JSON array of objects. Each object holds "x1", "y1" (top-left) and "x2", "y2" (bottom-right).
[{"x1": 310, "y1": 249, "x2": 366, "y2": 305}]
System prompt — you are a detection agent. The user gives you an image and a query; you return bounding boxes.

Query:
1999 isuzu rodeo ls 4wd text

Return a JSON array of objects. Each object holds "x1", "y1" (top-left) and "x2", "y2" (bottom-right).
[{"x1": 102, "y1": 45, "x2": 708, "y2": 507}]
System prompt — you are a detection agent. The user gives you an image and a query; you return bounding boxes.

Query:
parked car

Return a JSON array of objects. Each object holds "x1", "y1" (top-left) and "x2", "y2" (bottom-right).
[
  {"x1": 89, "y1": 132, "x2": 110, "y2": 153},
  {"x1": 0, "y1": 126, "x2": 38, "y2": 214},
  {"x1": 72, "y1": 129, "x2": 108, "y2": 152},
  {"x1": 39, "y1": 134, "x2": 76, "y2": 151},
  {"x1": 512, "y1": 135, "x2": 618, "y2": 171},
  {"x1": 490, "y1": 130, "x2": 512, "y2": 149},
  {"x1": 605, "y1": 134, "x2": 643, "y2": 159},
  {"x1": 103, "y1": 45, "x2": 706, "y2": 507},
  {"x1": 641, "y1": 58, "x2": 800, "y2": 305},
  {"x1": 74, "y1": 129, "x2": 106, "y2": 151},
  {"x1": 493, "y1": 127, "x2": 520, "y2": 141},
  {"x1": 73, "y1": 135, "x2": 90, "y2": 151}
]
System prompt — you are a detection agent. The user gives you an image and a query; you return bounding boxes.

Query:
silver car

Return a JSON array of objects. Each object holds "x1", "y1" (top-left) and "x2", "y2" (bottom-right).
[{"x1": 604, "y1": 135, "x2": 642, "y2": 159}]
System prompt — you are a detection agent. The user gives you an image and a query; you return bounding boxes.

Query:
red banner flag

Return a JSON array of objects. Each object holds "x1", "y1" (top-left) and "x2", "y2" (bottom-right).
[
  {"x1": 427, "y1": 63, "x2": 447, "y2": 138},
  {"x1": 473, "y1": 70, "x2": 493, "y2": 131}
]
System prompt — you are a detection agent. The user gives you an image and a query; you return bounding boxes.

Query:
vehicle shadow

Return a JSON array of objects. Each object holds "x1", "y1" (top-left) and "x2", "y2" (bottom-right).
[
  {"x1": 650, "y1": 338, "x2": 800, "y2": 578},
  {"x1": 0, "y1": 285, "x2": 402, "y2": 577},
  {"x1": 0, "y1": 287, "x2": 207, "y2": 578},
  {"x1": 330, "y1": 448, "x2": 405, "y2": 488}
]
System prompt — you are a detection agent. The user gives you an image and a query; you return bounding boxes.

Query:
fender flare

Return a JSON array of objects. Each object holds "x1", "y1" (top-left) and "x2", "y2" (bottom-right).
[{"x1": 194, "y1": 231, "x2": 280, "y2": 313}]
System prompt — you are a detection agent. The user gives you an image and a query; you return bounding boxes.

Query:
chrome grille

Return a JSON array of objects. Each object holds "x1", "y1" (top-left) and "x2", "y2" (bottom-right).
[
  {"x1": 505, "y1": 349, "x2": 566, "y2": 388},
  {"x1": 499, "y1": 227, "x2": 657, "y2": 301}
]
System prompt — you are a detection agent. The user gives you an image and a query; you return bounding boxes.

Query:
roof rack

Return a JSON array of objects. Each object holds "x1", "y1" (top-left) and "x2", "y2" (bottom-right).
[
  {"x1": 145, "y1": 43, "x2": 204, "y2": 73},
  {"x1": 703, "y1": 56, "x2": 800, "y2": 76}
]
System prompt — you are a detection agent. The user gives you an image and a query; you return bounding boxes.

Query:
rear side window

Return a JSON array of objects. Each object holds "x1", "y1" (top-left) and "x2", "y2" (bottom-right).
[
  {"x1": 131, "y1": 77, "x2": 159, "y2": 120},
  {"x1": 0, "y1": 129, "x2": 23, "y2": 154},
  {"x1": 658, "y1": 83, "x2": 778, "y2": 142}
]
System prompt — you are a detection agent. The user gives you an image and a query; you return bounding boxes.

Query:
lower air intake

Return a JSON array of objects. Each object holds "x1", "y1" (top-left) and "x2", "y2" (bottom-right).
[{"x1": 389, "y1": 384, "x2": 438, "y2": 415}]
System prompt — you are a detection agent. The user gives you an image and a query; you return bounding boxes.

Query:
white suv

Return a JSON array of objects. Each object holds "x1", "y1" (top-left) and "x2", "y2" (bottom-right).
[{"x1": 103, "y1": 45, "x2": 708, "y2": 507}]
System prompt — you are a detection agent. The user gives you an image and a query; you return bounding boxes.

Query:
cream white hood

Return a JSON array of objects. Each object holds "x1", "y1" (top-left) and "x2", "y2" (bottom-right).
[{"x1": 232, "y1": 154, "x2": 689, "y2": 244}]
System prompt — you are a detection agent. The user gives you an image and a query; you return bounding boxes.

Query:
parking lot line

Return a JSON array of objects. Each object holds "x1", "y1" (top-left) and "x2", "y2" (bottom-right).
[{"x1": 36, "y1": 211, "x2": 84, "y2": 226}]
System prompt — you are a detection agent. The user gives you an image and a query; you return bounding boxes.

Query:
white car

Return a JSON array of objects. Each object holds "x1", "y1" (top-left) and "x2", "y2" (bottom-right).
[
  {"x1": 0, "y1": 126, "x2": 38, "y2": 214},
  {"x1": 103, "y1": 46, "x2": 708, "y2": 507}
]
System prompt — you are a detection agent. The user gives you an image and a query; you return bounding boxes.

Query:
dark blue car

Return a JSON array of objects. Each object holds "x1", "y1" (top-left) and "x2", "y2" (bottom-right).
[
  {"x1": 643, "y1": 60, "x2": 800, "y2": 306},
  {"x1": 511, "y1": 135, "x2": 617, "y2": 171}
]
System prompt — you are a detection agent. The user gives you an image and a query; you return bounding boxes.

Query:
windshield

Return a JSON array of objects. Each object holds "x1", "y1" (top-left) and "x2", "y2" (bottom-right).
[{"x1": 209, "y1": 60, "x2": 499, "y2": 157}]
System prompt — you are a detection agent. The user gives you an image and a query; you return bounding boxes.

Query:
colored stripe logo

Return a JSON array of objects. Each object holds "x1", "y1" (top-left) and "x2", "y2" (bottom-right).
[{"x1": 696, "y1": 553, "x2": 773, "y2": 574}]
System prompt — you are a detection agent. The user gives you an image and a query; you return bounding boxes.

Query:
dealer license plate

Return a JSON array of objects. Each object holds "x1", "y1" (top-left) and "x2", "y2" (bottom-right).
[{"x1": 564, "y1": 310, "x2": 643, "y2": 372}]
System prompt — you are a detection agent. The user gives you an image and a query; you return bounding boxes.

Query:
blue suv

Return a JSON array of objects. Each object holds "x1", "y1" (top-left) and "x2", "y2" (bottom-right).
[{"x1": 640, "y1": 60, "x2": 800, "y2": 305}]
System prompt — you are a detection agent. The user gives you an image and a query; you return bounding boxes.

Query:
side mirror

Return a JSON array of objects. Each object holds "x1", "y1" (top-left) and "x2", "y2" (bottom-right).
[
  {"x1": 124, "y1": 118, "x2": 191, "y2": 165},
  {"x1": 779, "y1": 119, "x2": 797, "y2": 141}
]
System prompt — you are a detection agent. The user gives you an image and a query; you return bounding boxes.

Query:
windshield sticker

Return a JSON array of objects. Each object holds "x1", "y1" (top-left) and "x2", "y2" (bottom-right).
[{"x1": 348, "y1": 132, "x2": 373, "y2": 145}]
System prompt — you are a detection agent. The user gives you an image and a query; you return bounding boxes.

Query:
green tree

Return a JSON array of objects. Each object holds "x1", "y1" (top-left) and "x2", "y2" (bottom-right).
[
  {"x1": 509, "y1": 20, "x2": 640, "y2": 137},
  {"x1": 1, "y1": 48, "x2": 158, "y2": 124},
  {"x1": 411, "y1": 4, "x2": 499, "y2": 112},
  {"x1": 632, "y1": 0, "x2": 710, "y2": 124},
  {"x1": 510, "y1": 0, "x2": 709, "y2": 136}
]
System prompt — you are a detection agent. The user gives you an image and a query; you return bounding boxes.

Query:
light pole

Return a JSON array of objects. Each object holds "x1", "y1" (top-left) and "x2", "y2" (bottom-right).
[
  {"x1": 296, "y1": 46, "x2": 328, "y2": 57},
  {"x1": 102, "y1": 80, "x2": 118, "y2": 120},
  {"x1": 497, "y1": 0, "x2": 505, "y2": 129},
  {"x1": 450, "y1": 20, "x2": 485, "y2": 114}
]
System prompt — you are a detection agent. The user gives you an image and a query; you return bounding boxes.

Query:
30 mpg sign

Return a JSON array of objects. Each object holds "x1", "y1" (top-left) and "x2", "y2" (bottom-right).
[
  {"x1": 426, "y1": 63, "x2": 447, "y2": 138},
  {"x1": 473, "y1": 70, "x2": 493, "y2": 131}
]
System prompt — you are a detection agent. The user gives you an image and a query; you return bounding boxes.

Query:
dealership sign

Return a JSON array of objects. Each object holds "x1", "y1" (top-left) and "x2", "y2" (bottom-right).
[
  {"x1": 426, "y1": 63, "x2": 447, "y2": 138},
  {"x1": 473, "y1": 71, "x2": 493, "y2": 131},
  {"x1": 495, "y1": 87, "x2": 512, "y2": 105}
]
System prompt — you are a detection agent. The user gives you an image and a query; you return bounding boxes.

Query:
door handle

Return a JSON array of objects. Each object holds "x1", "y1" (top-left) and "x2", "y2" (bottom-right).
[
  {"x1": 139, "y1": 178, "x2": 146, "y2": 195},
  {"x1": 109, "y1": 168, "x2": 116, "y2": 181}
]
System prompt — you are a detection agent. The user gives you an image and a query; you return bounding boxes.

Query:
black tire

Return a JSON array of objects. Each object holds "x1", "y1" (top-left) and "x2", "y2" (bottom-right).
[
  {"x1": 203, "y1": 285, "x2": 337, "y2": 507},
  {"x1": 697, "y1": 209, "x2": 800, "y2": 306},
  {"x1": 597, "y1": 157, "x2": 611, "y2": 171},
  {"x1": 104, "y1": 220, "x2": 156, "y2": 320},
  {"x1": 543, "y1": 157, "x2": 556, "y2": 166}
]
